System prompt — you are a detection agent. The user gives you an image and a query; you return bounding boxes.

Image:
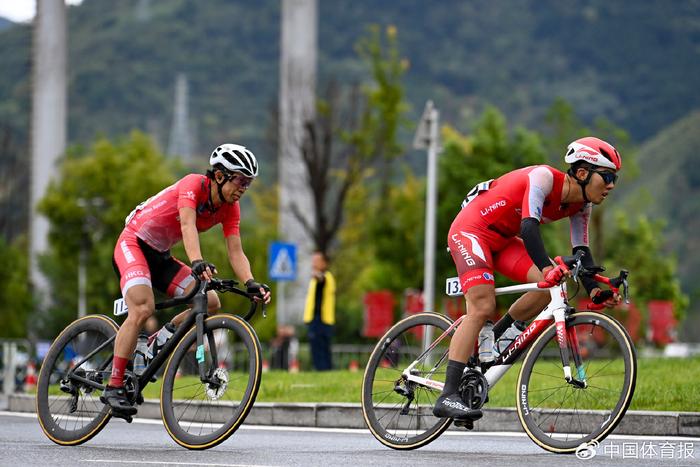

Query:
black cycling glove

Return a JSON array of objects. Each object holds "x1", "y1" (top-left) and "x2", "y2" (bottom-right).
[
  {"x1": 591, "y1": 289, "x2": 614, "y2": 304},
  {"x1": 191, "y1": 259, "x2": 216, "y2": 277},
  {"x1": 245, "y1": 279, "x2": 270, "y2": 297}
]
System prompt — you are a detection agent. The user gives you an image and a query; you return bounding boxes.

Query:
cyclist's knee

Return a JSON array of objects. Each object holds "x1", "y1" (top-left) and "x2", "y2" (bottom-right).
[
  {"x1": 207, "y1": 290, "x2": 221, "y2": 313},
  {"x1": 125, "y1": 286, "x2": 155, "y2": 325},
  {"x1": 466, "y1": 290, "x2": 496, "y2": 320},
  {"x1": 128, "y1": 301, "x2": 155, "y2": 325}
]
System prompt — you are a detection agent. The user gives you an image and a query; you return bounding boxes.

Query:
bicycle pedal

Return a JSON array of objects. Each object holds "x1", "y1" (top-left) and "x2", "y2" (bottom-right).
[{"x1": 454, "y1": 419, "x2": 474, "y2": 430}]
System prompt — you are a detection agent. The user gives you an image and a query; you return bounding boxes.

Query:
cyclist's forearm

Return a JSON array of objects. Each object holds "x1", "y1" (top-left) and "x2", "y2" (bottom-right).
[
  {"x1": 181, "y1": 223, "x2": 203, "y2": 262},
  {"x1": 229, "y1": 250, "x2": 254, "y2": 283}
]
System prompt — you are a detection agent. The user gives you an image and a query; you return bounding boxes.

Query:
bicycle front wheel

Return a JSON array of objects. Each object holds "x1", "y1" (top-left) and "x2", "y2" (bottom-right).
[
  {"x1": 160, "y1": 314, "x2": 262, "y2": 450},
  {"x1": 517, "y1": 311, "x2": 637, "y2": 453},
  {"x1": 36, "y1": 315, "x2": 118, "y2": 446},
  {"x1": 361, "y1": 312, "x2": 454, "y2": 450}
]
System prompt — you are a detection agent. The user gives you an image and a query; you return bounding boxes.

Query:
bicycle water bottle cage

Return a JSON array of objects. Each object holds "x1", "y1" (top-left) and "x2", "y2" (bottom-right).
[{"x1": 458, "y1": 369, "x2": 489, "y2": 410}]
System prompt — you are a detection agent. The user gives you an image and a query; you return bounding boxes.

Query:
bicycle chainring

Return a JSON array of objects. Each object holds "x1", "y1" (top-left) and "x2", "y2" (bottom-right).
[{"x1": 458, "y1": 369, "x2": 489, "y2": 410}]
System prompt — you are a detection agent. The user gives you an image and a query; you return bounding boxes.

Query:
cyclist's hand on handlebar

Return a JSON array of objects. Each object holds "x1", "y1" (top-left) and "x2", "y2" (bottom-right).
[
  {"x1": 191, "y1": 259, "x2": 217, "y2": 282},
  {"x1": 590, "y1": 288, "x2": 621, "y2": 309},
  {"x1": 538, "y1": 262, "x2": 570, "y2": 288},
  {"x1": 245, "y1": 279, "x2": 271, "y2": 304}
]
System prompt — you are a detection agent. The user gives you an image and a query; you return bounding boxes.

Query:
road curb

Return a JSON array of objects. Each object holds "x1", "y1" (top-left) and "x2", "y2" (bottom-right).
[{"x1": 11, "y1": 394, "x2": 698, "y2": 437}]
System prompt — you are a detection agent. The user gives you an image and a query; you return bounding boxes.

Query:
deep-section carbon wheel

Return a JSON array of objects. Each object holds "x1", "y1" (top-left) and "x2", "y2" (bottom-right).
[
  {"x1": 160, "y1": 314, "x2": 262, "y2": 450},
  {"x1": 36, "y1": 315, "x2": 118, "y2": 445}
]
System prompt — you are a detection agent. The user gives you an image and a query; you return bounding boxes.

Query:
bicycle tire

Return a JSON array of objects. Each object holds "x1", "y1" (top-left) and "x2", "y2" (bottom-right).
[
  {"x1": 516, "y1": 311, "x2": 637, "y2": 453},
  {"x1": 160, "y1": 314, "x2": 262, "y2": 450},
  {"x1": 361, "y1": 312, "x2": 455, "y2": 450},
  {"x1": 36, "y1": 315, "x2": 118, "y2": 446}
]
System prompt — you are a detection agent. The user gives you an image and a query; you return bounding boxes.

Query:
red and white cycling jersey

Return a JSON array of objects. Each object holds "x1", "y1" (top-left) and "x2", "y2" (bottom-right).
[
  {"x1": 125, "y1": 174, "x2": 240, "y2": 252},
  {"x1": 449, "y1": 165, "x2": 591, "y2": 291}
]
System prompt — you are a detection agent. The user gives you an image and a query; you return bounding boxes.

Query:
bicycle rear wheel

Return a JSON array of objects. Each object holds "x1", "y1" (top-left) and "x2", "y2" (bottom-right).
[
  {"x1": 361, "y1": 312, "x2": 454, "y2": 450},
  {"x1": 160, "y1": 314, "x2": 262, "y2": 450},
  {"x1": 517, "y1": 311, "x2": 637, "y2": 453},
  {"x1": 36, "y1": 315, "x2": 118, "y2": 446}
]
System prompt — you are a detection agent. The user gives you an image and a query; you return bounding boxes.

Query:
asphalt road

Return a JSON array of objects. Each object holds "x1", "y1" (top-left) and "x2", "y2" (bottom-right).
[{"x1": 1, "y1": 412, "x2": 698, "y2": 467}]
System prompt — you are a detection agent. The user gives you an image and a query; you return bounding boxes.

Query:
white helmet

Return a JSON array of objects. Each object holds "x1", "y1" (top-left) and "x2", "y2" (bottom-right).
[{"x1": 210, "y1": 143, "x2": 259, "y2": 178}]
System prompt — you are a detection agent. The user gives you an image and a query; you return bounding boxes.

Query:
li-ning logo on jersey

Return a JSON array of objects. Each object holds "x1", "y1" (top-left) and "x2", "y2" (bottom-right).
[
  {"x1": 120, "y1": 240, "x2": 135, "y2": 264},
  {"x1": 480, "y1": 200, "x2": 506, "y2": 216},
  {"x1": 451, "y1": 231, "x2": 487, "y2": 266}
]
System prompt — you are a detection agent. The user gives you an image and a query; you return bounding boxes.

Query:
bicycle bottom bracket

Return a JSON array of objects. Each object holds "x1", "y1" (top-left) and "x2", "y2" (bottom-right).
[
  {"x1": 205, "y1": 367, "x2": 229, "y2": 400},
  {"x1": 458, "y1": 369, "x2": 489, "y2": 410}
]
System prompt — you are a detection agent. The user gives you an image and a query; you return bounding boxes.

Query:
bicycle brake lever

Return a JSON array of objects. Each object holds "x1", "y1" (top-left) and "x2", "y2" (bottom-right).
[{"x1": 622, "y1": 278, "x2": 630, "y2": 304}]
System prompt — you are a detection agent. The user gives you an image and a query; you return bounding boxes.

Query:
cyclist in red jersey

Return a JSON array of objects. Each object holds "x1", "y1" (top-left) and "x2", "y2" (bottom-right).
[
  {"x1": 433, "y1": 137, "x2": 623, "y2": 421},
  {"x1": 102, "y1": 143, "x2": 271, "y2": 416}
]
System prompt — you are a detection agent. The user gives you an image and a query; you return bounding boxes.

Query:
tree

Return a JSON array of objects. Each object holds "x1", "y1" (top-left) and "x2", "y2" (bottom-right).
[
  {"x1": 36, "y1": 132, "x2": 177, "y2": 337},
  {"x1": 0, "y1": 236, "x2": 33, "y2": 338},
  {"x1": 290, "y1": 25, "x2": 410, "y2": 257},
  {"x1": 604, "y1": 213, "x2": 688, "y2": 322}
]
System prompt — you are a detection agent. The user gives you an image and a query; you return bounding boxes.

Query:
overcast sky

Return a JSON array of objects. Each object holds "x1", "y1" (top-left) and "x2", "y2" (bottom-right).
[{"x1": 0, "y1": 0, "x2": 83, "y2": 23}]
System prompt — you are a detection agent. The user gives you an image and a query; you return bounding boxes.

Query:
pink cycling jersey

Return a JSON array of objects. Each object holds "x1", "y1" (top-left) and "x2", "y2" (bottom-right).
[
  {"x1": 113, "y1": 174, "x2": 240, "y2": 296},
  {"x1": 448, "y1": 165, "x2": 590, "y2": 291},
  {"x1": 125, "y1": 174, "x2": 240, "y2": 251}
]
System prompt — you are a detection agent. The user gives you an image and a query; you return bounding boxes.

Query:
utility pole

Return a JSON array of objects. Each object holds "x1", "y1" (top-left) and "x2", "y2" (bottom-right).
[
  {"x1": 30, "y1": 0, "x2": 67, "y2": 310},
  {"x1": 167, "y1": 73, "x2": 193, "y2": 162},
  {"x1": 278, "y1": 0, "x2": 317, "y2": 326},
  {"x1": 413, "y1": 101, "x2": 441, "y2": 350}
]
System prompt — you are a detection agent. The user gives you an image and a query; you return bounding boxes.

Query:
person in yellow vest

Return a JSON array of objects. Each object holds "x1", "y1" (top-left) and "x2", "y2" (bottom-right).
[{"x1": 303, "y1": 251, "x2": 336, "y2": 371}]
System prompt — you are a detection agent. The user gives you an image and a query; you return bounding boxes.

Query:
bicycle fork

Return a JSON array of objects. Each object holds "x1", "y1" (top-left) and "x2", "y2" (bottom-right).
[{"x1": 554, "y1": 308, "x2": 587, "y2": 389}]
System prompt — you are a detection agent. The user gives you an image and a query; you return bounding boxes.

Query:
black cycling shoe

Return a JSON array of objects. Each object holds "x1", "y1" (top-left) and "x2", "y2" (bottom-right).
[
  {"x1": 100, "y1": 385, "x2": 137, "y2": 417},
  {"x1": 432, "y1": 393, "x2": 483, "y2": 421}
]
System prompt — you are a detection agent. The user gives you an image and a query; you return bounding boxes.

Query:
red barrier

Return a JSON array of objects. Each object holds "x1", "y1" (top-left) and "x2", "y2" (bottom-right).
[
  {"x1": 363, "y1": 291, "x2": 395, "y2": 338},
  {"x1": 648, "y1": 300, "x2": 676, "y2": 345}
]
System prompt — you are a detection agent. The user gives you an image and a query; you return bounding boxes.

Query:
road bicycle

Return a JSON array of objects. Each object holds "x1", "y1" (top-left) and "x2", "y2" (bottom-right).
[
  {"x1": 361, "y1": 251, "x2": 636, "y2": 453},
  {"x1": 36, "y1": 275, "x2": 264, "y2": 450}
]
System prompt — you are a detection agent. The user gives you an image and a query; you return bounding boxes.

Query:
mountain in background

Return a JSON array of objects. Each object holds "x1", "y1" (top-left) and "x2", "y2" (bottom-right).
[
  {"x1": 616, "y1": 111, "x2": 700, "y2": 300},
  {"x1": 0, "y1": 17, "x2": 13, "y2": 31},
  {"x1": 0, "y1": 0, "x2": 698, "y2": 156}
]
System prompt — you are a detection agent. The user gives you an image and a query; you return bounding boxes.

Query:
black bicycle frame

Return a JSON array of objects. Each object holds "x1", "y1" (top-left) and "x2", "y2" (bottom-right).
[{"x1": 66, "y1": 276, "x2": 260, "y2": 393}]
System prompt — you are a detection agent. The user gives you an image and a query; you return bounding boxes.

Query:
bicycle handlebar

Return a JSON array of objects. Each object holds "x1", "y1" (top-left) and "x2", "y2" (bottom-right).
[
  {"x1": 154, "y1": 274, "x2": 265, "y2": 321},
  {"x1": 535, "y1": 250, "x2": 630, "y2": 310}
]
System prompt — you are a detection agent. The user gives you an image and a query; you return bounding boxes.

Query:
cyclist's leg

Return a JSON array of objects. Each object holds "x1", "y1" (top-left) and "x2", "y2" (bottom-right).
[
  {"x1": 434, "y1": 227, "x2": 495, "y2": 420},
  {"x1": 162, "y1": 258, "x2": 221, "y2": 328},
  {"x1": 108, "y1": 232, "x2": 156, "y2": 414},
  {"x1": 494, "y1": 239, "x2": 549, "y2": 322}
]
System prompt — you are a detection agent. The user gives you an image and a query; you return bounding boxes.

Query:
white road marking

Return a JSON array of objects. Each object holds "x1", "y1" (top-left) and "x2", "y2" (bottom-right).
[{"x1": 81, "y1": 461, "x2": 278, "y2": 467}]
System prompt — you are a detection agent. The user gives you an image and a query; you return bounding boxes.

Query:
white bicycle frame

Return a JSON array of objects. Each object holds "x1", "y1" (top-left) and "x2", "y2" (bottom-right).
[{"x1": 402, "y1": 277, "x2": 577, "y2": 392}]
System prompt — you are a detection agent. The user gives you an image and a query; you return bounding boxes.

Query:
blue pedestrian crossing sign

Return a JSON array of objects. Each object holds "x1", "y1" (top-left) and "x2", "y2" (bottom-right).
[{"x1": 268, "y1": 242, "x2": 297, "y2": 281}]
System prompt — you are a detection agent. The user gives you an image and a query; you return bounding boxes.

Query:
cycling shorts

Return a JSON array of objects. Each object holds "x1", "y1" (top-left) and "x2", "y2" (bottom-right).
[
  {"x1": 112, "y1": 229, "x2": 194, "y2": 298},
  {"x1": 447, "y1": 226, "x2": 534, "y2": 293}
]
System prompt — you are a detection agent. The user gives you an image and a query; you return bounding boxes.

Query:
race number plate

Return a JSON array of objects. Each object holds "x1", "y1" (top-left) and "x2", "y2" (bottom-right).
[
  {"x1": 113, "y1": 298, "x2": 129, "y2": 316},
  {"x1": 445, "y1": 277, "x2": 462, "y2": 296}
]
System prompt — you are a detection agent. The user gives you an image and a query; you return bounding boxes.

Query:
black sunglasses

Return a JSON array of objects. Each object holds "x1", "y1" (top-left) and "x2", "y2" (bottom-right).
[{"x1": 591, "y1": 169, "x2": 618, "y2": 185}]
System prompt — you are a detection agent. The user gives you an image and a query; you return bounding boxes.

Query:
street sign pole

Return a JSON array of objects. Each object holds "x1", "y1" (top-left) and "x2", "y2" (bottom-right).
[{"x1": 413, "y1": 101, "x2": 441, "y2": 354}]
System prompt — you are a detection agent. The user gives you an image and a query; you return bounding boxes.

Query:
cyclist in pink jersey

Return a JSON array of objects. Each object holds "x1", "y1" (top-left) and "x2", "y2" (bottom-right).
[
  {"x1": 103, "y1": 143, "x2": 271, "y2": 416},
  {"x1": 433, "y1": 137, "x2": 623, "y2": 422}
]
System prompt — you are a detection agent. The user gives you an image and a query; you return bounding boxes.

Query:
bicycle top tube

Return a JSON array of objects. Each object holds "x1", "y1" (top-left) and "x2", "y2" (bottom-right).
[{"x1": 445, "y1": 276, "x2": 547, "y2": 297}]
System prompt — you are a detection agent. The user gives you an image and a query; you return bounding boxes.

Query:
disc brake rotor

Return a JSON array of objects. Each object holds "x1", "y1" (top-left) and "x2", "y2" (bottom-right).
[{"x1": 206, "y1": 367, "x2": 229, "y2": 400}]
